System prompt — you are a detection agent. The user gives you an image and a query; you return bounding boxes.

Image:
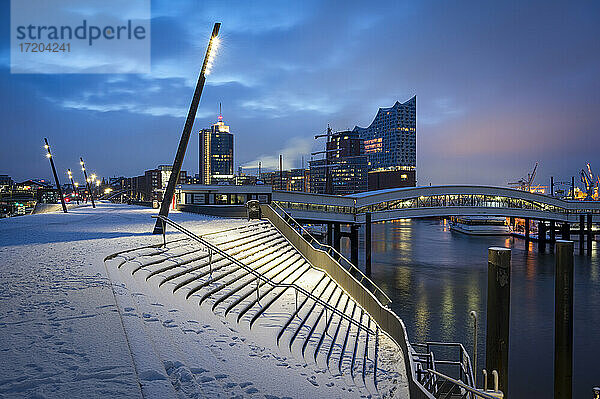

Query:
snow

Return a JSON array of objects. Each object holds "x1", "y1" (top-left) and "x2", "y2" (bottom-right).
[{"x1": 0, "y1": 202, "x2": 408, "y2": 398}]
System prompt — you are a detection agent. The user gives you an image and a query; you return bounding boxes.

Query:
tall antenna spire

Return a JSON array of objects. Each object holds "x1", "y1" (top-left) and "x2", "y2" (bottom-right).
[{"x1": 218, "y1": 102, "x2": 223, "y2": 121}]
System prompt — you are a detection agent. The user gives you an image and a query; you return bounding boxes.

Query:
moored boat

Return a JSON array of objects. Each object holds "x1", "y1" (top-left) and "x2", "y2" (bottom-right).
[{"x1": 449, "y1": 216, "x2": 511, "y2": 235}]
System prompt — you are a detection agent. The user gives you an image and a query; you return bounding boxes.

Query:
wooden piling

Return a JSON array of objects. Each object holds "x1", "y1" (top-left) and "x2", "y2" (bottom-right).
[
  {"x1": 579, "y1": 215, "x2": 585, "y2": 254},
  {"x1": 554, "y1": 240, "x2": 574, "y2": 399},
  {"x1": 486, "y1": 247, "x2": 511, "y2": 394},
  {"x1": 587, "y1": 214, "x2": 592, "y2": 256}
]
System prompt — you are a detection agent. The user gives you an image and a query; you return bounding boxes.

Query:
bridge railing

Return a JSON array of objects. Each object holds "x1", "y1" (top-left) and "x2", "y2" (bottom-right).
[{"x1": 269, "y1": 201, "x2": 391, "y2": 306}]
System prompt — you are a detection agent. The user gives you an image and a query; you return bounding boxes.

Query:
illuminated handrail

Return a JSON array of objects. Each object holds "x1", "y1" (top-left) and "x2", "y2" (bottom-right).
[
  {"x1": 269, "y1": 201, "x2": 392, "y2": 306},
  {"x1": 151, "y1": 215, "x2": 378, "y2": 335}
]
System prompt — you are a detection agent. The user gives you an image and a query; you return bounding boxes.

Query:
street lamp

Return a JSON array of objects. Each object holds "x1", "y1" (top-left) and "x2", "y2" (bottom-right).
[
  {"x1": 153, "y1": 22, "x2": 221, "y2": 234},
  {"x1": 79, "y1": 157, "x2": 96, "y2": 208},
  {"x1": 67, "y1": 169, "x2": 79, "y2": 205},
  {"x1": 44, "y1": 138, "x2": 67, "y2": 213}
]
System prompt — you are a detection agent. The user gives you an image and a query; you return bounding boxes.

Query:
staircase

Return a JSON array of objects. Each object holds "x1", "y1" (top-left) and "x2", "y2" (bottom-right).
[{"x1": 111, "y1": 219, "x2": 406, "y2": 396}]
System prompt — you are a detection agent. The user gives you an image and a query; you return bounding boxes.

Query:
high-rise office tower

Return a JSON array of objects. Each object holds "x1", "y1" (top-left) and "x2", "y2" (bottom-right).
[
  {"x1": 310, "y1": 130, "x2": 367, "y2": 195},
  {"x1": 199, "y1": 109, "x2": 234, "y2": 184}
]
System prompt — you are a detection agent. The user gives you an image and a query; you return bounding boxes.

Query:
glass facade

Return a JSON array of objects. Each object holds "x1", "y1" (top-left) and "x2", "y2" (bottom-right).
[{"x1": 353, "y1": 96, "x2": 416, "y2": 172}]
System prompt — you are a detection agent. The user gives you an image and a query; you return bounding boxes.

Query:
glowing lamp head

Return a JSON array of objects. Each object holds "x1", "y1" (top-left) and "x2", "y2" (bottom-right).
[
  {"x1": 44, "y1": 144, "x2": 49, "y2": 149},
  {"x1": 91, "y1": 174, "x2": 96, "y2": 180},
  {"x1": 96, "y1": 181, "x2": 100, "y2": 187},
  {"x1": 46, "y1": 153, "x2": 51, "y2": 158},
  {"x1": 80, "y1": 161, "x2": 84, "y2": 166},
  {"x1": 74, "y1": 182, "x2": 79, "y2": 187},
  {"x1": 203, "y1": 26, "x2": 221, "y2": 76}
]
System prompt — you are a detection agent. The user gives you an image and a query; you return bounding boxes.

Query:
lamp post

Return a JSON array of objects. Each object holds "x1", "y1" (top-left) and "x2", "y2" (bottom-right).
[
  {"x1": 91, "y1": 174, "x2": 97, "y2": 197},
  {"x1": 74, "y1": 181, "x2": 79, "y2": 204},
  {"x1": 44, "y1": 138, "x2": 67, "y2": 213},
  {"x1": 153, "y1": 22, "x2": 221, "y2": 234},
  {"x1": 80, "y1": 157, "x2": 96, "y2": 208},
  {"x1": 67, "y1": 169, "x2": 79, "y2": 205}
]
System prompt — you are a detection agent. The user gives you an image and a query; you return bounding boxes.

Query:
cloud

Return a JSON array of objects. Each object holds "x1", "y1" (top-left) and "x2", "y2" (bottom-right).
[
  {"x1": 59, "y1": 99, "x2": 212, "y2": 118},
  {"x1": 241, "y1": 136, "x2": 314, "y2": 171},
  {"x1": 240, "y1": 92, "x2": 341, "y2": 117}
]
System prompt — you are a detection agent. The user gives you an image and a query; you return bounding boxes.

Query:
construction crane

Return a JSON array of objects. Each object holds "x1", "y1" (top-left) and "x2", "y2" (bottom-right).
[
  {"x1": 580, "y1": 162, "x2": 598, "y2": 200},
  {"x1": 509, "y1": 162, "x2": 538, "y2": 192}
]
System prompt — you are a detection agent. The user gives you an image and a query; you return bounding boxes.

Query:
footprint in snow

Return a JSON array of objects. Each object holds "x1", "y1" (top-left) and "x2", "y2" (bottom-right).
[{"x1": 190, "y1": 367, "x2": 208, "y2": 374}]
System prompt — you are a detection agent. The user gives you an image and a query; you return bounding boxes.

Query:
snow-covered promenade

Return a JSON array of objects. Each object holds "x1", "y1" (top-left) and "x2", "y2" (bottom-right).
[{"x1": 0, "y1": 203, "x2": 407, "y2": 398}]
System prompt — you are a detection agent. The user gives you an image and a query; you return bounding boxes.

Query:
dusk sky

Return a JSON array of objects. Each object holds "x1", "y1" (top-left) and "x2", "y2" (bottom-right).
[{"x1": 1, "y1": 0, "x2": 599, "y2": 188}]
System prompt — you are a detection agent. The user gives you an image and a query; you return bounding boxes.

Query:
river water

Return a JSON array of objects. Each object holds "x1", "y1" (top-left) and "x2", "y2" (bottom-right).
[{"x1": 341, "y1": 218, "x2": 599, "y2": 398}]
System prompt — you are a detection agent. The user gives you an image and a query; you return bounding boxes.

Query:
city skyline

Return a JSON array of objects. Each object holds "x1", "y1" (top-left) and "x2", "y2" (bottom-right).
[{"x1": 1, "y1": 1, "x2": 599, "y2": 188}]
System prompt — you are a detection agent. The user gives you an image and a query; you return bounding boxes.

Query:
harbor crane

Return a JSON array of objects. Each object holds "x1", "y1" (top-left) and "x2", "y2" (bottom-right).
[
  {"x1": 580, "y1": 162, "x2": 599, "y2": 200},
  {"x1": 509, "y1": 162, "x2": 538, "y2": 192}
]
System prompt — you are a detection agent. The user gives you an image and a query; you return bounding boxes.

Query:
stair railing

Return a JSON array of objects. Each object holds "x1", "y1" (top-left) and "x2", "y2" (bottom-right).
[{"x1": 151, "y1": 214, "x2": 378, "y2": 337}]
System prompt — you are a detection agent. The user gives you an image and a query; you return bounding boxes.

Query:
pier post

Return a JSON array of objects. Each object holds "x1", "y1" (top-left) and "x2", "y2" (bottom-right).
[
  {"x1": 579, "y1": 215, "x2": 585, "y2": 255},
  {"x1": 350, "y1": 224, "x2": 359, "y2": 267},
  {"x1": 550, "y1": 220, "x2": 556, "y2": 244},
  {"x1": 561, "y1": 223, "x2": 570, "y2": 241},
  {"x1": 327, "y1": 223, "x2": 333, "y2": 246},
  {"x1": 525, "y1": 218, "x2": 530, "y2": 242},
  {"x1": 365, "y1": 213, "x2": 372, "y2": 276},
  {"x1": 554, "y1": 240, "x2": 574, "y2": 399},
  {"x1": 333, "y1": 223, "x2": 341, "y2": 253},
  {"x1": 538, "y1": 221, "x2": 547, "y2": 252},
  {"x1": 587, "y1": 214, "x2": 592, "y2": 256},
  {"x1": 486, "y1": 247, "x2": 511, "y2": 394}
]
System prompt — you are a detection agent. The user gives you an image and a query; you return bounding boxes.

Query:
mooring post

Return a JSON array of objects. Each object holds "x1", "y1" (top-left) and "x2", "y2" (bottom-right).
[
  {"x1": 587, "y1": 213, "x2": 592, "y2": 256},
  {"x1": 333, "y1": 223, "x2": 341, "y2": 254},
  {"x1": 561, "y1": 223, "x2": 571, "y2": 241},
  {"x1": 525, "y1": 218, "x2": 530, "y2": 242},
  {"x1": 579, "y1": 215, "x2": 585, "y2": 254},
  {"x1": 538, "y1": 221, "x2": 547, "y2": 252},
  {"x1": 550, "y1": 220, "x2": 556, "y2": 244},
  {"x1": 554, "y1": 240, "x2": 574, "y2": 399},
  {"x1": 486, "y1": 247, "x2": 511, "y2": 394},
  {"x1": 365, "y1": 213, "x2": 372, "y2": 276},
  {"x1": 470, "y1": 310, "x2": 478, "y2": 387},
  {"x1": 350, "y1": 224, "x2": 359, "y2": 267}
]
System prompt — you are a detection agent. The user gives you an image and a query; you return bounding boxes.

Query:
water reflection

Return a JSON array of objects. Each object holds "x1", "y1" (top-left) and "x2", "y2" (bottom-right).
[{"x1": 342, "y1": 218, "x2": 599, "y2": 399}]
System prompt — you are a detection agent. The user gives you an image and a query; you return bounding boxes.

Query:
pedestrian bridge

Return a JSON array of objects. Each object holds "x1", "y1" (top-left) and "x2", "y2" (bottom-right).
[{"x1": 272, "y1": 185, "x2": 600, "y2": 224}]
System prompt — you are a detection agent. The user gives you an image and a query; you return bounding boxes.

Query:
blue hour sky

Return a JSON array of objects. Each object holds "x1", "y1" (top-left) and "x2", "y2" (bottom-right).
[{"x1": 1, "y1": 0, "x2": 599, "y2": 188}]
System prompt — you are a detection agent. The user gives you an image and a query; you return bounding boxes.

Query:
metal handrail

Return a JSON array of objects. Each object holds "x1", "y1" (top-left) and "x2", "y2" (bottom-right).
[
  {"x1": 151, "y1": 214, "x2": 378, "y2": 336},
  {"x1": 425, "y1": 369, "x2": 499, "y2": 399},
  {"x1": 269, "y1": 201, "x2": 392, "y2": 306},
  {"x1": 413, "y1": 341, "x2": 475, "y2": 385}
]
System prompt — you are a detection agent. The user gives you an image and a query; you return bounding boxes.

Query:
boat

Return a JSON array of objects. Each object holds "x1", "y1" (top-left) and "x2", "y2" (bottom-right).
[{"x1": 448, "y1": 216, "x2": 511, "y2": 235}]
